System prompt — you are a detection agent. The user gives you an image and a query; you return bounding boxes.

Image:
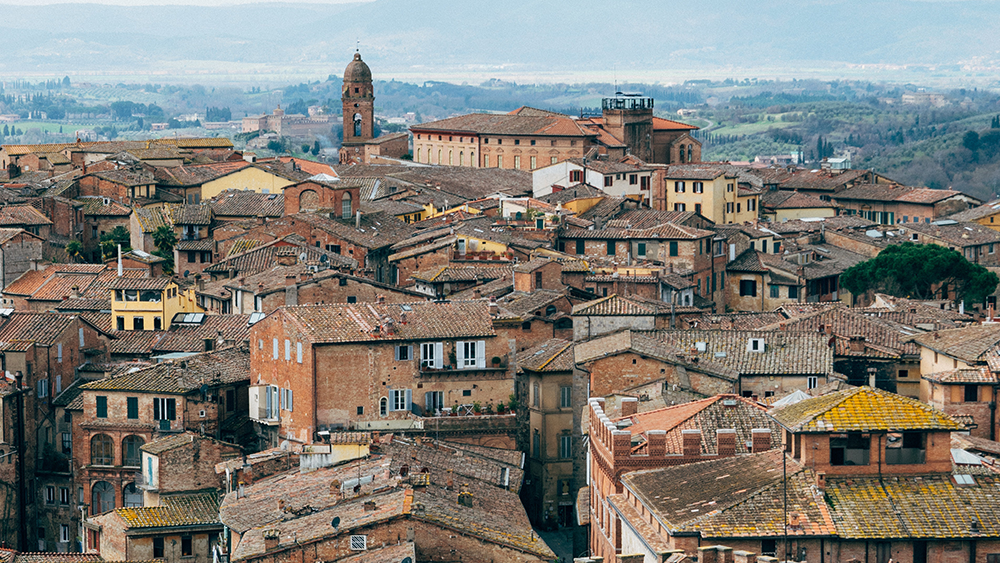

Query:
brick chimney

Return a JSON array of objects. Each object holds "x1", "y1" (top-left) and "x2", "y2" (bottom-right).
[
  {"x1": 363, "y1": 500, "x2": 376, "y2": 512},
  {"x1": 717, "y1": 546, "x2": 734, "y2": 563},
  {"x1": 646, "y1": 429, "x2": 666, "y2": 457},
  {"x1": 682, "y1": 429, "x2": 702, "y2": 457},
  {"x1": 611, "y1": 429, "x2": 631, "y2": 458},
  {"x1": 717, "y1": 428, "x2": 737, "y2": 457},
  {"x1": 751, "y1": 428, "x2": 772, "y2": 453},
  {"x1": 698, "y1": 546, "x2": 719, "y2": 563},
  {"x1": 733, "y1": 551, "x2": 757, "y2": 563},
  {"x1": 816, "y1": 471, "x2": 826, "y2": 491},
  {"x1": 262, "y1": 530, "x2": 280, "y2": 551},
  {"x1": 488, "y1": 295, "x2": 498, "y2": 316},
  {"x1": 849, "y1": 335, "x2": 865, "y2": 353},
  {"x1": 285, "y1": 276, "x2": 298, "y2": 306},
  {"x1": 620, "y1": 396, "x2": 638, "y2": 417}
]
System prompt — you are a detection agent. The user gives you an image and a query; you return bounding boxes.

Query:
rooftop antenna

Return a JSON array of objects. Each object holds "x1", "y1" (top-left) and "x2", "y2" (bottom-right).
[
  {"x1": 614, "y1": 64, "x2": 618, "y2": 94},
  {"x1": 356, "y1": 38, "x2": 360, "y2": 53}
]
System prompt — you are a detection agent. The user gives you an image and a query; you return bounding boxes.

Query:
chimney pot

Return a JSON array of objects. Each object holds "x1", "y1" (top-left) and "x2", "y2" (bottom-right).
[
  {"x1": 681, "y1": 429, "x2": 702, "y2": 457},
  {"x1": 751, "y1": 428, "x2": 772, "y2": 453}
]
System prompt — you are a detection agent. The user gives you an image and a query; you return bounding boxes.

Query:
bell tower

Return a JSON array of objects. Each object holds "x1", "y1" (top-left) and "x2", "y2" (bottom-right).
[{"x1": 339, "y1": 51, "x2": 375, "y2": 163}]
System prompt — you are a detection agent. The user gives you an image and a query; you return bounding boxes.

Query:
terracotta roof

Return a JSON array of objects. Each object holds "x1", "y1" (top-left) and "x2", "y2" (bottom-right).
[
  {"x1": 573, "y1": 330, "x2": 738, "y2": 382},
  {"x1": 411, "y1": 264, "x2": 511, "y2": 283},
  {"x1": 170, "y1": 204, "x2": 213, "y2": 225},
  {"x1": 75, "y1": 197, "x2": 132, "y2": 217},
  {"x1": 0, "y1": 312, "x2": 75, "y2": 349},
  {"x1": 911, "y1": 323, "x2": 1000, "y2": 364},
  {"x1": 32, "y1": 274, "x2": 98, "y2": 301},
  {"x1": 114, "y1": 491, "x2": 220, "y2": 528},
  {"x1": 211, "y1": 190, "x2": 284, "y2": 218},
  {"x1": 687, "y1": 312, "x2": 789, "y2": 330},
  {"x1": 948, "y1": 200, "x2": 1000, "y2": 222},
  {"x1": 105, "y1": 277, "x2": 172, "y2": 290},
  {"x1": 519, "y1": 339, "x2": 574, "y2": 372},
  {"x1": 152, "y1": 314, "x2": 252, "y2": 353},
  {"x1": 759, "y1": 307, "x2": 922, "y2": 360},
  {"x1": 650, "y1": 329, "x2": 834, "y2": 376},
  {"x1": 760, "y1": 189, "x2": 836, "y2": 210},
  {"x1": 279, "y1": 300, "x2": 495, "y2": 344},
  {"x1": 765, "y1": 215, "x2": 876, "y2": 234},
  {"x1": 108, "y1": 331, "x2": 169, "y2": 356},
  {"x1": 908, "y1": 220, "x2": 1000, "y2": 246},
  {"x1": 771, "y1": 168, "x2": 872, "y2": 192},
  {"x1": 833, "y1": 183, "x2": 968, "y2": 204},
  {"x1": 204, "y1": 237, "x2": 356, "y2": 277},
  {"x1": 81, "y1": 345, "x2": 249, "y2": 393},
  {"x1": 412, "y1": 112, "x2": 594, "y2": 138},
  {"x1": 572, "y1": 293, "x2": 673, "y2": 317},
  {"x1": 132, "y1": 206, "x2": 172, "y2": 233},
  {"x1": 447, "y1": 276, "x2": 514, "y2": 301},
  {"x1": 652, "y1": 116, "x2": 699, "y2": 131},
  {"x1": 608, "y1": 209, "x2": 702, "y2": 229},
  {"x1": 922, "y1": 367, "x2": 998, "y2": 384},
  {"x1": 153, "y1": 161, "x2": 252, "y2": 187},
  {"x1": 89, "y1": 169, "x2": 155, "y2": 187},
  {"x1": 495, "y1": 289, "x2": 565, "y2": 319},
  {"x1": 619, "y1": 395, "x2": 782, "y2": 455},
  {"x1": 562, "y1": 222, "x2": 714, "y2": 240},
  {"x1": 770, "y1": 386, "x2": 964, "y2": 432},
  {"x1": 0, "y1": 204, "x2": 51, "y2": 226}
]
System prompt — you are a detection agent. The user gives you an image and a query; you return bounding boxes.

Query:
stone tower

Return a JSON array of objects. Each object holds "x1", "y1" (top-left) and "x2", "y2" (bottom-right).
[
  {"x1": 602, "y1": 93, "x2": 654, "y2": 162},
  {"x1": 339, "y1": 51, "x2": 374, "y2": 164}
]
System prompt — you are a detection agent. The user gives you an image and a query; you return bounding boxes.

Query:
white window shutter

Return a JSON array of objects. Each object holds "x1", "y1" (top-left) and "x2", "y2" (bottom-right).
[
  {"x1": 434, "y1": 343, "x2": 443, "y2": 369},
  {"x1": 79, "y1": 328, "x2": 85, "y2": 347},
  {"x1": 456, "y1": 341, "x2": 465, "y2": 368},
  {"x1": 425, "y1": 392, "x2": 434, "y2": 412},
  {"x1": 404, "y1": 389, "x2": 412, "y2": 412},
  {"x1": 273, "y1": 338, "x2": 278, "y2": 359},
  {"x1": 288, "y1": 389, "x2": 293, "y2": 411},
  {"x1": 477, "y1": 341, "x2": 486, "y2": 368}
]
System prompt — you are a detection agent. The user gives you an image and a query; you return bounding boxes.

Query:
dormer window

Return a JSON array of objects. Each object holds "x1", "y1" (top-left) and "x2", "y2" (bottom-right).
[
  {"x1": 830, "y1": 432, "x2": 870, "y2": 466},
  {"x1": 747, "y1": 338, "x2": 765, "y2": 353},
  {"x1": 886, "y1": 431, "x2": 926, "y2": 465}
]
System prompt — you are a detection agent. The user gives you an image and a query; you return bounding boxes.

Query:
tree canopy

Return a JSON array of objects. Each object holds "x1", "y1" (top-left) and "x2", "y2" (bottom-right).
[{"x1": 840, "y1": 242, "x2": 999, "y2": 305}]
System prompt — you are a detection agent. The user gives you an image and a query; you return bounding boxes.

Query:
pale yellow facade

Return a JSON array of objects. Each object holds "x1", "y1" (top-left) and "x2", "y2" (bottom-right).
[
  {"x1": 765, "y1": 206, "x2": 838, "y2": 222},
  {"x1": 111, "y1": 285, "x2": 203, "y2": 331},
  {"x1": 664, "y1": 174, "x2": 759, "y2": 224},
  {"x1": 919, "y1": 344, "x2": 973, "y2": 375},
  {"x1": 456, "y1": 234, "x2": 507, "y2": 256},
  {"x1": 199, "y1": 167, "x2": 296, "y2": 200}
]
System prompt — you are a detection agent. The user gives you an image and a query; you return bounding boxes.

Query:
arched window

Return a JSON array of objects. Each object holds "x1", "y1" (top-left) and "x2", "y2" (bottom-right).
[
  {"x1": 556, "y1": 318, "x2": 573, "y2": 330},
  {"x1": 298, "y1": 189, "x2": 319, "y2": 212},
  {"x1": 471, "y1": 151, "x2": 476, "y2": 166},
  {"x1": 353, "y1": 113, "x2": 362, "y2": 137},
  {"x1": 91, "y1": 434, "x2": 113, "y2": 466},
  {"x1": 416, "y1": 148, "x2": 421, "y2": 162},
  {"x1": 679, "y1": 144, "x2": 686, "y2": 163},
  {"x1": 545, "y1": 305, "x2": 557, "y2": 316},
  {"x1": 459, "y1": 151, "x2": 464, "y2": 166},
  {"x1": 379, "y1": 397, "x2": 388, "y2": 417},
  {"x1": 92, "y1": 481, "x2": 114, "y2": 515},
  {"x1": 688, "y1": 145, "x2": 693, "y2": 162},
  {"x1": 341, "y1": 192, "x2": 353, "y2": 220},
  {"x1": 437, "y1": 150, "x2": 442, "y2": 165},
  {"x1": 449, "y1": 150, "x2": 453, "y2": 166},
  {"x1": 123, "y1": 483, "x2": 143, "y2": 508},
  {"x1": 122, "y1": 436, "x2": 144, "y2": 467}
]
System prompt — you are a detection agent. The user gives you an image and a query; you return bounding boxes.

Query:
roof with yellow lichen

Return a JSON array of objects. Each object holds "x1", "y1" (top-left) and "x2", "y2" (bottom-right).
[
  {"x1": 770, "y1": 386, "x2": 963, "y2": 433},
  {"x1": 114, "y1": 491, "x2": 220, "y2": 529}
]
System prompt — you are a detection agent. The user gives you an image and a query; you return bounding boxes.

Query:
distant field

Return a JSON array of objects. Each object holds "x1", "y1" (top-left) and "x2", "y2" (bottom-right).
[{"x1": 706, "y1": 120, "x2": 798, "y2": 136}]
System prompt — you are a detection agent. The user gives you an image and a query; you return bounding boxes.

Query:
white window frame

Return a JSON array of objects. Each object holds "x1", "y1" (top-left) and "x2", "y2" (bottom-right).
[
  {"x1": 389, "y1": 389, "x2": 412, "y2": 412},
  {"x1": 560, "y1": 386, "x2": 572, "y2": 408},
  {"x1": 57, "y1": 343, "x2": 63, "y2": 363},
  {"x1": 457, "y1": 340, "x2": 485, "y2": 369},
  {"x1": 421, "y1": 342, "x2": 443, "y2": 369},
  {"x1": 285, "y1": 339, "x2": 291, "y2": 361},
  {"x1": 267, "y1": 385, "x2": 279, "y2": 420},
  {"x1": 60, "y1": 524, "x2": 70, "y2": 544},
  {"x1": 282, "y1": 388, "x2": 293, "y2": 412},
  {"x1": 395, "y1": 345, "x2": 413, "y2": 361},
  {"x1": 349, "y1": 535, "x2": 367, "y2": 551},
  {"x1": 37, "y1": 379, "x2": 48, "y2": 398},
  {"x1": 272, "y1": 338, "x2": 278, "y2": 360},
  {"x1": 55, "y1": 376, "x2": 62, "y2": 395},
  {"x1": 296, "y1": 342, "x2": 303, "y2": 364},
  {"x1": 807, "y1": 376, "x2": 818, "y2": 390}
]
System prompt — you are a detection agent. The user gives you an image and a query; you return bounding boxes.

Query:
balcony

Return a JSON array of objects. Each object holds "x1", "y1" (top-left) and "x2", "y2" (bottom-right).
[{"x1": 417, "y1": 365, "x2": 509, "y2": 379}]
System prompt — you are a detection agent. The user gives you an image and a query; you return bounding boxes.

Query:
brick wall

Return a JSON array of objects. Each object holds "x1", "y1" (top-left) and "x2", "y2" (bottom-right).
[
  {"x1": 155, "y1": 438, "x2": 239, "y2": 494},
  {"x1": 587, "y1": 352, "x2": 735, "y2": 398},
  {"x1": 256, "y1": 275, "x2": 425, "y2": 314},
  {"x1": 392, "y1": 246, "x2": 451, "y2": 288}
]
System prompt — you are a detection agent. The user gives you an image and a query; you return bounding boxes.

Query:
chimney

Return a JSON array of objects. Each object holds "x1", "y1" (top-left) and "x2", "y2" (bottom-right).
[
  {"x1": 285, "y1": 277, "x2": 298, "y2": 306},
  {"x1": 646, "y1": 429, "x2": 666, "y2": 457},
  {"x1": 717, "y1": 546, "x2": 734, "y2": 563},
  {"x1": 195, "y1": 274, "x2": 205, "y2": 292},
  {"x1": 70, "y1": 285, "x2": 81, "y2": 299},
  {"x1": 717, "y1": 428, "x2": 737, "y2": 457},
  {"x1": 299, "y1": 272, "x2": 312, "y2": 282},
  {"x1": 751, "y1": 428, "x2": 772, "y2": 453},
  {"x1": 363, "y1": 500, "x2": 376, "y2": 512},
  {"x1": 825, "y1": 324, "x2": 833, "y2": 336},
  {"x1": 285, "y1": 275, "x2": 296, "y2": 287},
  {"x1": 849, "y1": 335, "x2": 865, "y2": 353},
  {"x1": 815, "y1": 471, "x2": 826, "y2": 491},
  {"x1": 733, "y1": 551, "x2": 757, "y2": 563},
  {"x1": 488, "y1": 295, "x2": 498, "y2": 316},
  {"x1": 262, "y1": 530, "x2": 280, "y2": 551},
  {"x1": 698, "y1": 546, "x2": 719, "y2": 563},
  {"x1": 681, "y1": 429, "x2": 702, "y2": 457},
  {"x1": 620, "y1": 396, "x2": 638, "y2": 417},
  {"x1": 377, "y1": 294, "x2": 385, "y2": 303},
  {"x1": 356, "y1": 210, "x2": 361, "y2": 229}
]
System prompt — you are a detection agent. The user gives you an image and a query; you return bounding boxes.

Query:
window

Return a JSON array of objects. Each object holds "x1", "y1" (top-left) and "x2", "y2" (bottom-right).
[
  {"x1": 153, "y1": 398, "x2": 176, "y2": 421},
  {"x1": 674, "y1": 181, "x2": 685, "y2": 193},
  {"x1": 46, "y1": 485, "x2": 55, "y2": 504},
  {"x1": 830, "y1": 432, "x2": 870, "y2": 466},
  {"x1": 530, "y1": 156, "x2": 536, "y2": 170},
  {"x1": 545, "y1": 305, "x2": 557, "y2": 316},
  {"x1": 637, "y1": 242, "x2": 647, "y2": 257},
  {"x1": 669, "y1": 241, "x2": 678, "y2": 257},
  {"x1": 497, "y1": 155, "x2": 503, "y2": 168},
  {"x1": 347, "y1": 296, "x2": 357, "y2": 304},
  {"x1": 116, "y1": 316, "x2": 125, "y2": 331},
  {"x1": 739, "y1": 280, "x2": 757, "y2": 297},
  {"x1": 560, "y1": 386, "x2": 571, "y2": 408},
  {"x1": 37, "y1": 379, "x2": 47, "y2": 398},
  {"x1": 483, "y1": 155, "x2": 489, "y2": 167},
  {"x1": 96, "y1": 396, "x2": 108, "y2": 418},
  {"x1": 421, "y1": 342, "x2": 442, "y2": 369},
  {"x1": 182, "y1": 535, "x2": 193, "y2": 557},
  {"x1": 727, "y1": 183, "x2": 734, "y2": 192},
  {"x1": 807, "y1": 376, "x2": 818, "y2": 389},
  {"x1": 379, "y1": 397, "x2": 387, "y2": 416},
  {"x1": 551, "y1": 156, "x2": 558, "y2": 165},
  {"x1": 604, "y1": 176, "x2": 613, "y2": 187},
  {"x1": 390, "y1": 389, "x2": 411, "y2": 411},
  {"x1": 133, "y1": 317, "x2": 144, "y2": 331},
  {"x1": 737, "y1": 203, "x2": 741, "y2": 213},
  {"x1": 761, "y1": 539, "x2": 777, "y2": 557},
  {"x1": 770, "y1": 285, "x2": 780, "y2": 298},
  {"x1": 61, "y1": 432, "x2": 71, "y2": 454},
  {"x1": 560, "y1": 435, "x2": 572, "y2": 459},
  {"x1": 607, "y1": 240, "x2": 616, "y2": 256},
  {"x1": 60, "y1": 487, "x2": 70, "y2": 505},
  {"x1": 693, "y1": 181, "x2": 704, "y2": 193},
  {"x1": 726, "y1": 202, "x2": 734, "y2": 213},
  {"x1": 350, "y1": 535, "x2": 367, "y2": 551},
  {"x1": 533, "y1": 383, "x2": 540, "y2": 407},
  {"x1": 123, "y1": 436, "x2": 143, "y2": 467},
  {"x1": 570, "y1": 170, "x2": 582, "y2": 183},
  {"x1": 674, "y1": 203, "x2": 686, "y2": 211},
  {"x1": 395, "y1": 345, "x2": 412, "y2": 361},
  {"x1": 60, "y1": 525, "x2": 69, "y2": 544},
  {"x1": 285, "y1": 339, "x2": 291, "y2": 361},
  {"x1": 773, "y1": 241, "x2": 781, "y2": 254},
  {"x1": 695, "y1": 203, "x2": 702, "y2": 214},
  {"x1": 126, "y1": 397, "x2": 138, "y2": 419},
  {"x1": 123, "y1": 482, "x2": 142, "y2": 508},
  {"x1": 458, "y1": 340, "x2": 485, "y2": 368},
  {"x1": 425, "y1": 391, "x2": 443, "y2": 414},
  {"x1": 153, "y1": 538, "x2": 164, "y2": 558},
  {"x1": 514, "y1": 155, "x2": 521, "y2": 170},
  {"x1": 296, "y1": 342, "x2": 303, "y2": 363},
  {"x1": 628, "y1": 174, "x2": 637, "y2": 185},
  {"x1": 153, "y1": 316, "x2": 161, "y2": 330},
  {"x1": 966, "y1": 385, "x2": 979, "y2": 402},
  {"x1": 342, "y1": 192, "x2": 353, "y2": 219},
  {"x1": 575, "y1": 240, "x2": 584, "y2": 254},
  {"x1": 788, "y1": 285, "x2": 799, "y2": 299},
  {"x1": 226, "y1": 389, "x2": 235, "y2": 412},
  {"x1": 91, "y1": 435, "x2": 113, "y2": 466},
  {"x1": 898, "y1": 370, "x2": 909, "y2": 379},
  {"x1": 272, "y1": 338, "x2": 278, "y2": 359},
  {"x1": 533, "y1": 429, "x2": 541, "y2": 458}
]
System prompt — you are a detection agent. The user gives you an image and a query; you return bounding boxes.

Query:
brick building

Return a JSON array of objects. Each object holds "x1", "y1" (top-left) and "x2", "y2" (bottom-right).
[
  {"x1": 586, "y1": 395, "x2": 780, "y2": 561},
  {"x1": 247, "y1": 300, "x2": 516, "y2": 448},
  {"x1": 0, "y1": 228, "x2": 43, "y2": 289},
  {"x1": 71, "y1": 346, "x2": 249, "y2": 518},
  {"x1": 832, "y1": 184, "x2": 979, "y2": 225}
]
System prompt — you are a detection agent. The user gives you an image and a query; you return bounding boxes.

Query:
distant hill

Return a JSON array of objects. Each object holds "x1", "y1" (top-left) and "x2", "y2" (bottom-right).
[{"x1": 0, "y1": 0, "x2": 999, "y2": 82}]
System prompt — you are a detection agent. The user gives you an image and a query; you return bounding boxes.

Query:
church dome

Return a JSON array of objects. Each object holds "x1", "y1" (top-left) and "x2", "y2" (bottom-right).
[{"x1": 344, "y1": 52, "x2": 372, "y2": 84}]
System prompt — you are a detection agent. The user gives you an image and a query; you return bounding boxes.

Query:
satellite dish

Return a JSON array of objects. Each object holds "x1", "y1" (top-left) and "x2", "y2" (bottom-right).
[
  {"x1": 183, "y1": 270, "x2": 190, "y2": 277},
  {"x1": 280, "y1": 440, "x2": 289, "y2": 451},
  {"x1": 299, "y1": 252, "x2": 308, "y2": 262},
  {"x1": 331, "y1": 517, "x2": 340, "y2": 529},
  {"x1": 320, "y1": 255, "x2": 328, "y2": 263},
  {"x1": 402, "y1": 558, "x2": 412, "y2": 563}
]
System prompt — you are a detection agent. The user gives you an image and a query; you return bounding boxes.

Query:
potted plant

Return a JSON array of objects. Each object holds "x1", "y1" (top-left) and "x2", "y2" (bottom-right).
[
  {"x1": 497, "y1": 402, "x2": 506, "y2": 414},
  {"x1": 507, "y1": 394, "x2": 519, "y2": 413},
  {"x1": 452, "y1": 403, "x2": 459, "y2": 416},
  {"x1": 484, "y1": 402, "x2": 494, "y2": 415},
  {"x1": 472, "y1": 401, "x2": 482, "y2": 415}
]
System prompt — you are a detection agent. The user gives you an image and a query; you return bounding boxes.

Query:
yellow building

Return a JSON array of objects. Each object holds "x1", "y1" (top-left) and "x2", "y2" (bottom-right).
[
  {"x1": 109, "y1": 277, "x2": 203, "y2": 331},
  {"x1": 660, "y1": 165, "x2": 760, "y2": 224},
  {"x1": 157, "y1": 161, "x2": 299, "y2": 204},
  {"x1": 760, "y1": 190, "x2": 838, "y2": 222},
  {"x1": 948, "y1": 199, "x2": 1000, "y2": 231}
]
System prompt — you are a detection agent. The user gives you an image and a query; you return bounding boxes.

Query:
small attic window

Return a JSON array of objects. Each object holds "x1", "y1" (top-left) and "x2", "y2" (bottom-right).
[{"x1": 747, "y1": 338, "x2": 765, "y2": 353}]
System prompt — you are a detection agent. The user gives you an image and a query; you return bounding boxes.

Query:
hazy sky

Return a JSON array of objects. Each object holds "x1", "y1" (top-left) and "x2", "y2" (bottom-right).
[{"x1": 0, "y1": 0, "x2": 371, "y2": 4}]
